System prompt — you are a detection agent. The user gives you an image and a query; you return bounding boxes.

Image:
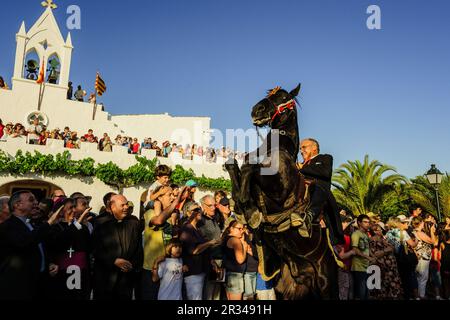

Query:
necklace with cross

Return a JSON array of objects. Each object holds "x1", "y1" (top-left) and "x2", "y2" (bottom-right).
[{"x1": 67, "y1": 247, "x2": 74, "y2": 258}]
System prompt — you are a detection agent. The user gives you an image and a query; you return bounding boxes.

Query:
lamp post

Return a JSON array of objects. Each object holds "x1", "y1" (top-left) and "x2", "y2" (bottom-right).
[{"x1": 425, "y1": 164, "x2": 443, "y2": 222}]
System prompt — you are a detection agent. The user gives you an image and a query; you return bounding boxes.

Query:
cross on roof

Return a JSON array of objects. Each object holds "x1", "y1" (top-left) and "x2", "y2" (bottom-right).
[{"x1": 41, "y1": 0, "x2": 57, "y2": 10}]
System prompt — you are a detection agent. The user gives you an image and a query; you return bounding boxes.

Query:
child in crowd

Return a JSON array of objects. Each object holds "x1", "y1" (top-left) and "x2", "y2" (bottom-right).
[
  {"x1": 144, "y1": 165, "x2": 172, "y2": 211},
  {"x1": 152, "y1": 240, "x2": 187, "y2": 300}
]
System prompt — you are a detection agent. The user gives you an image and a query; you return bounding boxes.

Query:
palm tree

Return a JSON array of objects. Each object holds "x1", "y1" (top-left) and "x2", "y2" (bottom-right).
[
  {"x1": 409, "y1": 174, "x2": 450, "y2": 220},
  {"x1": 332, "y1": 155, "x2": 408, "y2": 217}
]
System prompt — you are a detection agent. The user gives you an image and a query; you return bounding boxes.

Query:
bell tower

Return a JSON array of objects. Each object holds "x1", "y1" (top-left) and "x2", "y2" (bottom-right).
[{"x1": 12, "y1": 0, "x2": 73, "y2": 91}]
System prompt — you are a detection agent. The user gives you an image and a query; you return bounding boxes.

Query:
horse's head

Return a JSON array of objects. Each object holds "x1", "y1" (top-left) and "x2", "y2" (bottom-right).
[{"x1": 251, "y1": 84, "x2": 301, "y2": 128}]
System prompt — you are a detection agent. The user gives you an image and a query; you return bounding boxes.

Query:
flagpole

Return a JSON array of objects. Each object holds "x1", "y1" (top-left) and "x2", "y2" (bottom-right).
[
  {"x1": 92, "y1": 91, "x2": 97, "y2": 120},
  {"x1": 37, "y1": 56, "x2": 46, "y2": 111},
  {"x1": 37, "y1": 81, "x2": 43, "y2": 111},
  {"x1": 92, "y1": 71, "x2": 98, "y2": 120}
]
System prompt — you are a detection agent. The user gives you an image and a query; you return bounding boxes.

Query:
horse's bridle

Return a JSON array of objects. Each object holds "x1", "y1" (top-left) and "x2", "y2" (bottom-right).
[{"x1": 267, "y1": 98, "x2": 297, "y2": 124}]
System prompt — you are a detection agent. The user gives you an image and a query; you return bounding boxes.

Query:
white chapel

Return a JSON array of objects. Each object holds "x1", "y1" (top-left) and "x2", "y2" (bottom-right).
[{"x1": 0, "y1": 2, "x2": 227, "y2": 213}]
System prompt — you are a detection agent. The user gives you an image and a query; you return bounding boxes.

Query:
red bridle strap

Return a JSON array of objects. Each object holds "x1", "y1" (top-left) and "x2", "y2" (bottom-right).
[{"x1": 270, "y1": 99, "x2": 296, "y2": 123}]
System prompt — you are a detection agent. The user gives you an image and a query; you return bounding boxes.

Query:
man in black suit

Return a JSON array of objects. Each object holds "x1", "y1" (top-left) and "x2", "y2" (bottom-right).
[
  {"x1": 298, "y1": 138, "x2": 344, "y2": 244},
  {"x1": 0, "y1": 191, "x2": 60, "y2": 300},
  {"x1": 92, "y1": 194, "x2": 143, "y2": 300}
]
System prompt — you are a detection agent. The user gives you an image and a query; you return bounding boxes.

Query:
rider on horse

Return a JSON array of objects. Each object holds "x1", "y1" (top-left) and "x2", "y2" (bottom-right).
[{"x1": 295, "y1": 138, "x2": 344, "y2": 245}]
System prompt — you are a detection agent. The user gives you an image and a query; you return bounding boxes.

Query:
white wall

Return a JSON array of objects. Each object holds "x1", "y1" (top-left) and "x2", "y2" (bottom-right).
[
  {"x1": 111, "y1": 114, "x2": 211, "y2": 148},
  {"x1": 0, "y1": 139, "x2": 229, "y2": 179}
]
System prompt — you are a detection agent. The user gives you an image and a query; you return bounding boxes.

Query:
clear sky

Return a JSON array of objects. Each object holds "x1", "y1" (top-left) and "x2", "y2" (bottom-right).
[{"x1": 1, "y1": 0, "x2": 449, "y2": 179}]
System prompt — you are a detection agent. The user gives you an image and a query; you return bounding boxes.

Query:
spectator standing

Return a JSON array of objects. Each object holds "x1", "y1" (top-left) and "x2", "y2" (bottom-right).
[
  {"x1": 180, "y1": 207, "x2": 219, "y2": 300},
  {"x1": 74, "y1": 85, "x2": 85, "y2": 101},
  {"x1": 368, "y1": 223, "x2": 403, "y2": 299},
  {"x1": 335, "y1": 215, "x2": 356, "y2": 300},
  {"x1": 103, "y1": 136, "x2": 113, "y2": 152},
  {"x1": 131, "y1": 138, "x2": 140, "y2": 154},
  {"x1": 67, "y1": 81, "x2": 73, "y2": 100},
  {"x1": 46, "y1": 198, "x2": 92, "y2": 300},
  {"x1": 162, "y1": 141, "x2": 172, "y2": 157},
  {"x1": 386, "y1": 215, "x2": 419, "y2": 300},
  {"x1": 84, "y1": 129, "x2": 95, "y2": 143},
  {"x1": 3, "y1": 123, "x2": 13, "y2": 140},
  {"x1": 222, "y1": 220, "x2": 248, "y2": 300},
  {"x1": 92, "y1": 195, "x2": 143, "y2": 300},
  {"x1": 198, "y1": 195, "x2": 223, "y2": 300},
  {"x1": 440, "y1": 230, "x2": 450, "y2": 299},
  {"x1": 412, "y1": 216, "x2": 437, "y2": 299},
  {"x1": 27, "y1": 118, "x2": 42, "y2": 145},
  {"x1": 141, "y1": 186, "x2": 182, "y2": 300},
  {"x1": 216, "y1": 197, "x2": 236, "y2": 231},
  {"x1": 0, "y1": 191, "x2": 60, "y2": 300},
  {"x1": 152, "y1": 240, "x2": 186, "y2": 300},
  {"x1": 98, "y1": 133, "x2": 108, "y2": 151},
  {"x1": 351, "y1": 214, "x2": 373, "y2": 300}
]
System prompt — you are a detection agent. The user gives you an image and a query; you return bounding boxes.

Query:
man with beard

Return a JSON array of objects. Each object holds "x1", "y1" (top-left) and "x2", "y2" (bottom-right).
[
  {"x1": 0, "y1": 191, "x2": 60, "y2": 299},
  {"x1": 92, "y1": 195, "x2": 143, "y2": 300}
]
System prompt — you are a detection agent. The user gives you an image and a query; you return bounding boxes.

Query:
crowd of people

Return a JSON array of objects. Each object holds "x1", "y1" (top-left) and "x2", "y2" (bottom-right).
[
  {"x1": 1, "y1": 158, "x2": 450, "y2": 301},
  {"x1": 337, "y1": 208, "x2": 450, "y2": 300},
  {"x1": 0, "y1": 164, "x2": 273, "y2": 300},
  {"x1": 0, "y1": 118, "x2": 245, "y2": 161}
]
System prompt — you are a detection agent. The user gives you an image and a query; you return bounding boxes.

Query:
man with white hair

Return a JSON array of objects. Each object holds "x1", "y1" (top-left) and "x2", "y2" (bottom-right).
[
  {"x1": 297, "y1": 138, "x2": 344, "y2": 244},
  {"x1": 198, "y1": 195, "x2": 223, "y2": 300}
]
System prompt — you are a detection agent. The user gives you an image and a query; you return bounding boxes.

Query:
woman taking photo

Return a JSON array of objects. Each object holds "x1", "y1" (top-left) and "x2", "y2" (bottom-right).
[
  {"x1": 179, "y1": 207, "x2": 219, "y2": 300},
  {"x1": 412, "y1": 216, "x2": 438, "y2": 300}
]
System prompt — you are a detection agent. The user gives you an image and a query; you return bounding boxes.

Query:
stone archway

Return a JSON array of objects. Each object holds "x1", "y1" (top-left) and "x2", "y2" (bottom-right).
[{"x1": 0, "y1": 179, "x2": 64, "y2": 201}]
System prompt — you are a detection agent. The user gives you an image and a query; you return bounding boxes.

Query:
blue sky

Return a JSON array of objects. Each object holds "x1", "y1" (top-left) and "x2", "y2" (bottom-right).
[{"x1": 1, "y1": 0, "x2": 449, "y2": 179}]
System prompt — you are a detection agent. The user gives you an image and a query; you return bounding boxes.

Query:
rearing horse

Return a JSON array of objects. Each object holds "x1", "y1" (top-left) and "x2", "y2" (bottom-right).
[{"x1": 225, "y1": 84, "x2": 340, "y2": 299}]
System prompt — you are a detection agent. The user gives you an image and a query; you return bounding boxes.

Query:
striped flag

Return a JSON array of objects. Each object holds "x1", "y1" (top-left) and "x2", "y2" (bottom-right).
[
  {"x1": 36, "y1": 60, "x2": 45, "y2": 84},
  {"x1": 95, "y1": 72, "x2": 106, "y2": 96}
]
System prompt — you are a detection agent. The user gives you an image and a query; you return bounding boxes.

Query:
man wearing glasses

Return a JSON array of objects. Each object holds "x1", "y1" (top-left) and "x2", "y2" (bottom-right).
[{"x1": 199, "y1": 195, "x2": 223, "y2": 300}]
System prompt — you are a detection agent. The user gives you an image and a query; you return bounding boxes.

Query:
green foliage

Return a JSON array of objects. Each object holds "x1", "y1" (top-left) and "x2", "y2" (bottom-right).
[
  {"x1": 408, "y1": 175, "x2": 450, "y2": 219},
  {"x1": 0, "y1": 149, "x2": 231, "y2": 192},
  {"x1": 332, "y1": 155, "x2": 409, "y2": 218}
]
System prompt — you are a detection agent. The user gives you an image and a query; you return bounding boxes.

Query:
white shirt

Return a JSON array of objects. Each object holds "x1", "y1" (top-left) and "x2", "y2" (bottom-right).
[{"x1": 157, "y1": 258, "x2": 183, "y2": 300}]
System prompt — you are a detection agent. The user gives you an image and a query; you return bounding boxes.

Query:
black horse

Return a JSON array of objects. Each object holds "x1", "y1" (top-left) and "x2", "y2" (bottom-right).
[{"x1": 225, "y1": 84, "x2": 340, "y2": 299}]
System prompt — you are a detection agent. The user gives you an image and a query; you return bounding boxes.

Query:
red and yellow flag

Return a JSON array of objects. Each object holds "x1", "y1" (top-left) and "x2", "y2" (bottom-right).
[
  {"x1": 95, "y1": 73, "x2": 106, "y2": 96},
  {"x1": 36, "y1": 60, "x2": 45, "y2": 84}
]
